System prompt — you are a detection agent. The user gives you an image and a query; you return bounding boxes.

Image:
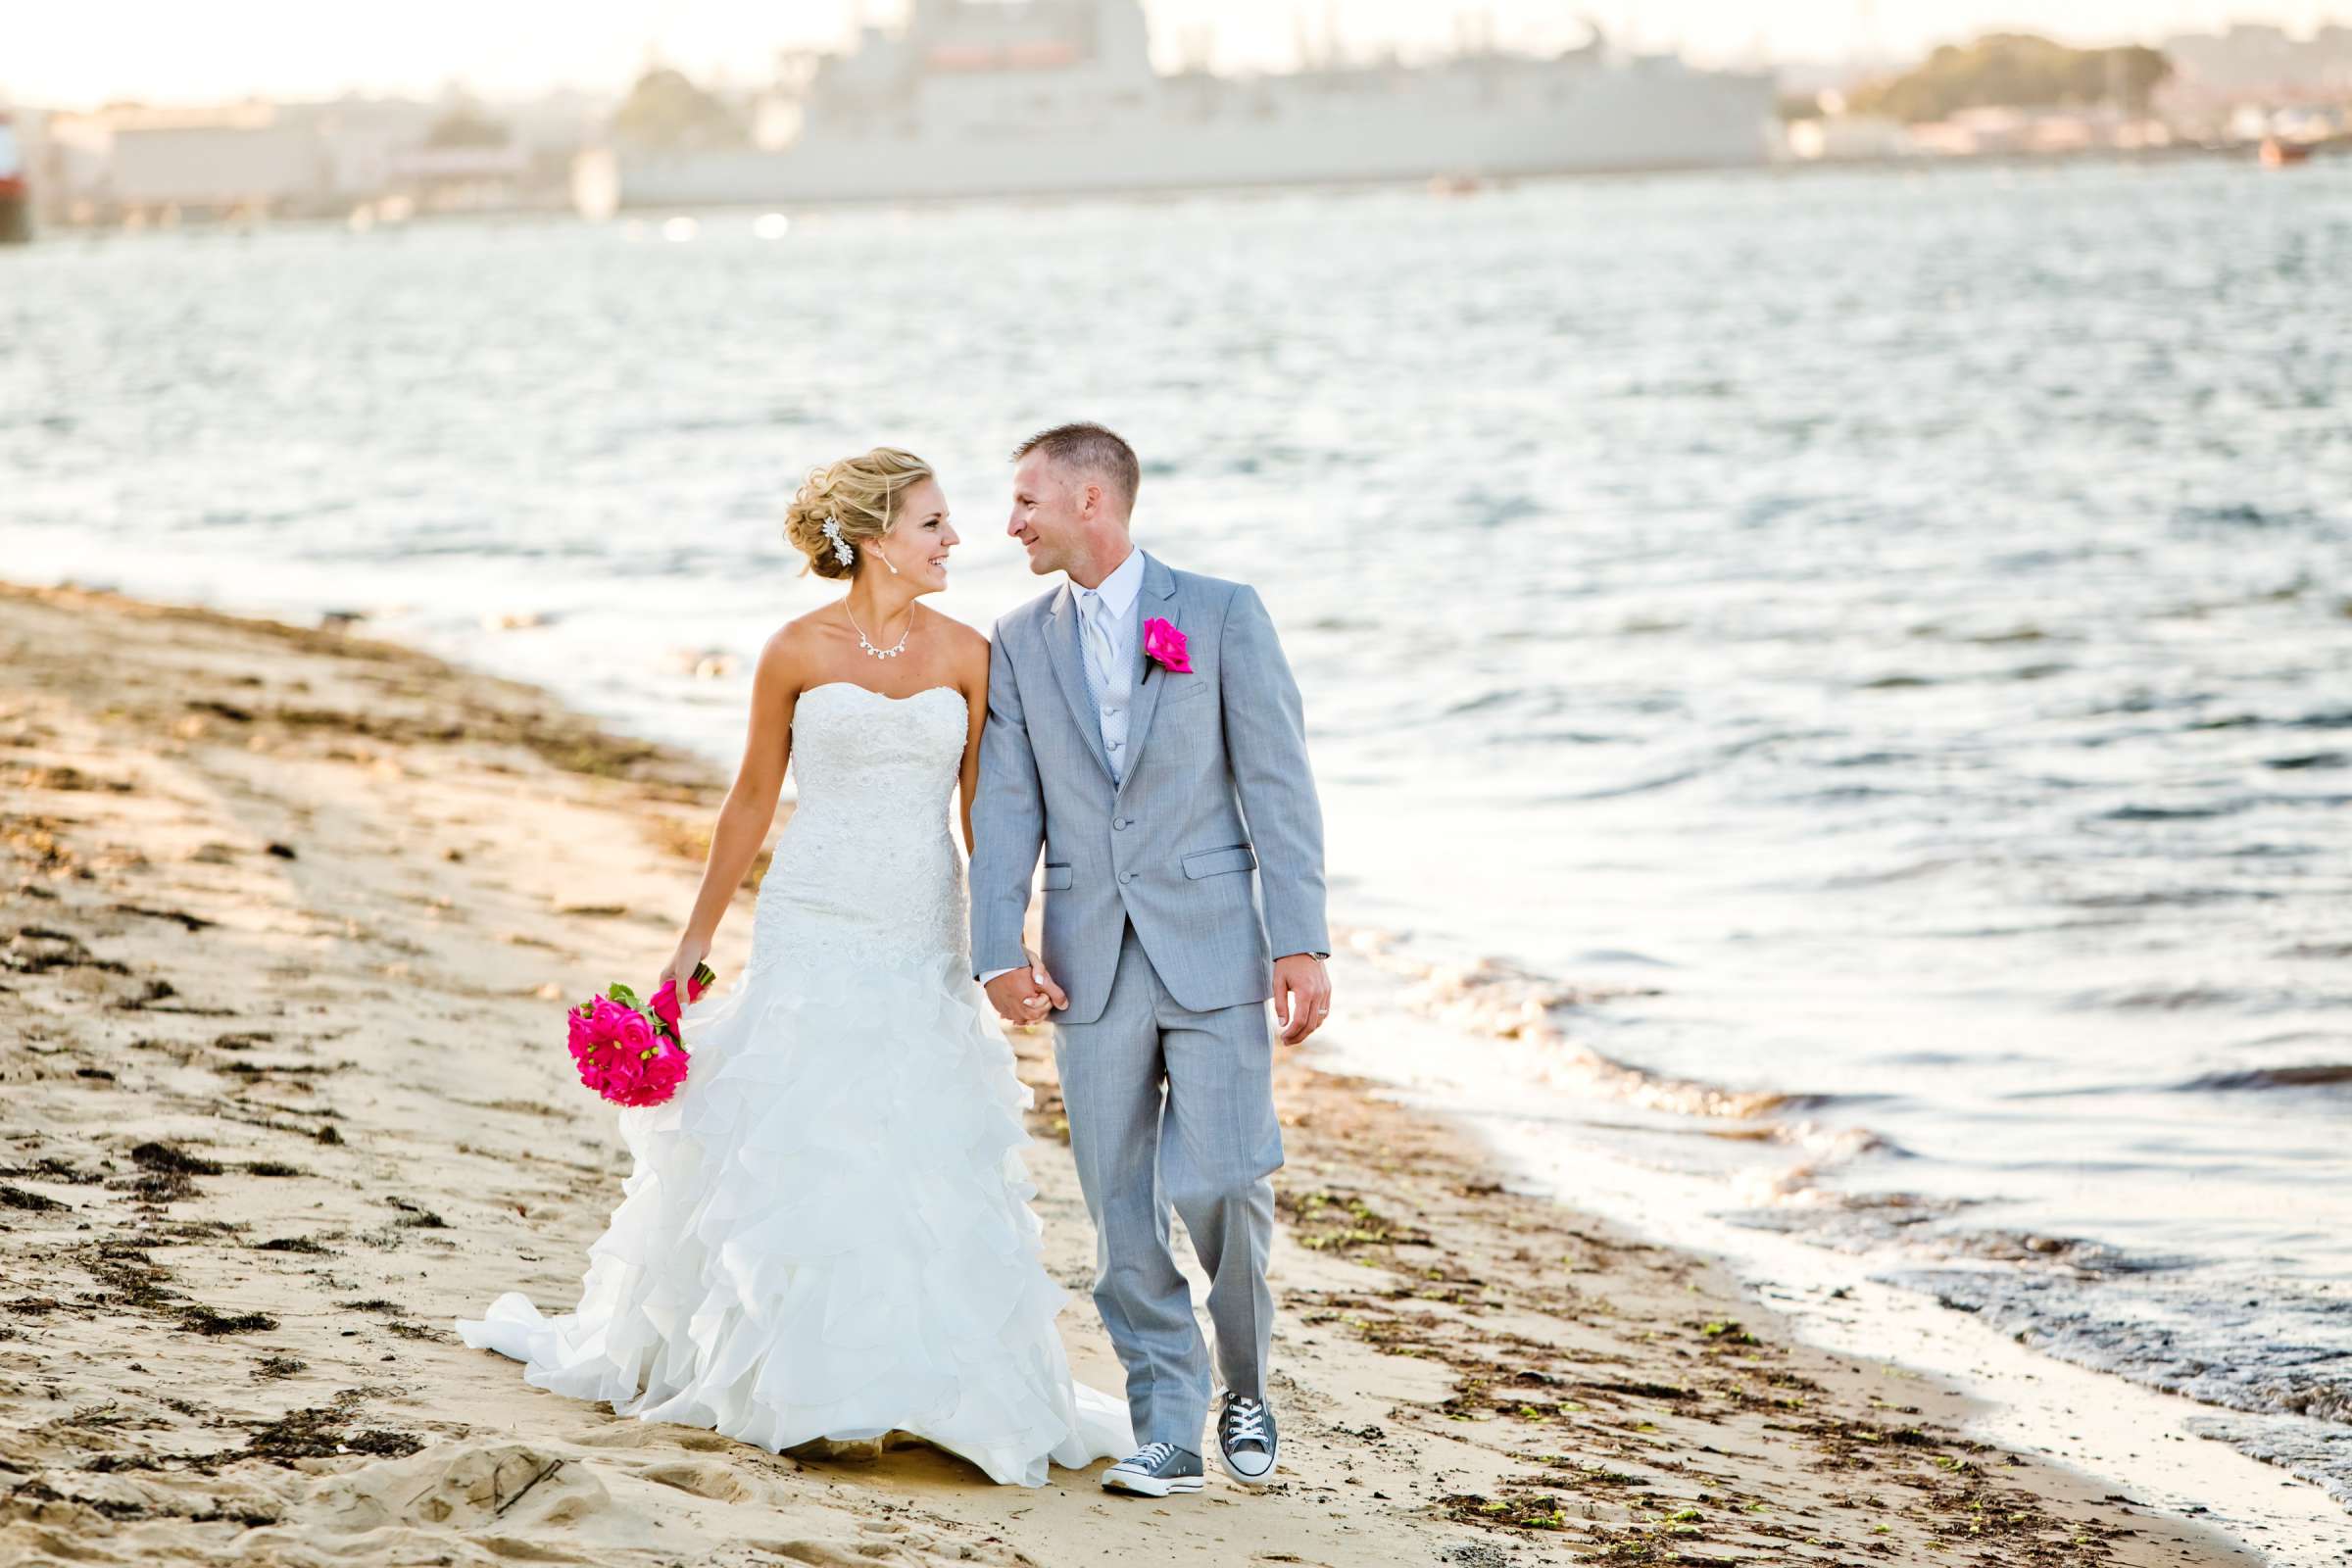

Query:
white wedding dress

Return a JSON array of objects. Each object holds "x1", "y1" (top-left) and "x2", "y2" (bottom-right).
[{"x1": 457, "y1": 681, "x2": 1133, "y2": 1486}]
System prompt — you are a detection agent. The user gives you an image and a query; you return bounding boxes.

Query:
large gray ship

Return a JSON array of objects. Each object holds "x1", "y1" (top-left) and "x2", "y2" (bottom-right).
[{"x1": 597, "y1": 0, "x2": 1775, "y2": 210}]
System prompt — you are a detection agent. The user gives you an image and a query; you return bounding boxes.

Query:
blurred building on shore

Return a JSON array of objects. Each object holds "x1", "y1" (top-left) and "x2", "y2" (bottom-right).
[
  {"x1": 24, "y1": 90, "x2": 601, "y2": 227},
  {"x1": 19, "y1": 13, "x2": 2352, "y2": 226},
  {"x1": 592, "y1": 0, "x2": 1775, "y2": 211},
  {"x1": 2156, "y1": 23, "x2": 2352, "y2": 145}
]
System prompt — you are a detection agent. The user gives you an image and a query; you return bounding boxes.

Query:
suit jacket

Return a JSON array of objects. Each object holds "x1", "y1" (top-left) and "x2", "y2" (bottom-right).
[{"x1": 970, "y1": 552, "x2": 1328, "y2": 1024}]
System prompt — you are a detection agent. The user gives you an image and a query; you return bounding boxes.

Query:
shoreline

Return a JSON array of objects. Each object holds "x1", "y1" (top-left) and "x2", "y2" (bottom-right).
[
  {"x1": 18, "y1": 138, "x2": 2328, "y2": 239},
  {"x1": 0, "y1": 579, "x2": 2294, "y2": 1566}
]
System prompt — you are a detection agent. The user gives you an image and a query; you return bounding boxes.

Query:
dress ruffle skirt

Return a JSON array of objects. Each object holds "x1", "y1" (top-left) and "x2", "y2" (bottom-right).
[{"x1": 457, "y1": 952, "x2": 1133, "y2": 1486}]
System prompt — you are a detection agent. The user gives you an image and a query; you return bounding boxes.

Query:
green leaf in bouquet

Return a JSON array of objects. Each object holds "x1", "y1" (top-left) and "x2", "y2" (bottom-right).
[{"x1": 607, "y1": 982, "x2": 641, "y2": 1008}]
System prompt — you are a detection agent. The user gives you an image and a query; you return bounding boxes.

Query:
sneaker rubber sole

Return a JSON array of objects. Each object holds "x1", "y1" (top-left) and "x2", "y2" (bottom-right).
[{"x1": 1102, "y1": 1469, "x2": 1205, "y2": 1497}]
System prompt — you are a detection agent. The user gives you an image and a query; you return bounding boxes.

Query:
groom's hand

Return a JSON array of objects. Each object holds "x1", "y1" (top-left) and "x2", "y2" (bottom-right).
[
  {"x1": 985, "y1": 961, "x2": 1068, "y2": 1026},
  {"x1": 1273, "y1": 954, "x2": 1332, "y2": 1046}
]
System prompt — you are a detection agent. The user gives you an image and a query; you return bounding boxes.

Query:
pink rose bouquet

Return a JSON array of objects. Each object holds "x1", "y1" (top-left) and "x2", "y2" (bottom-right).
[{"x1": 565, "y1": 962, "x2": 714, "y2": 1107}]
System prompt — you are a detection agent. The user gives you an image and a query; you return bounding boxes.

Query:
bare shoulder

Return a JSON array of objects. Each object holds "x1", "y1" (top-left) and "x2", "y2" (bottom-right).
[
  {"x1": 921, "y1": 607, "x2": 991, "y2": 680},
  {"x1": 758, "y1": 609, "x2": 837, "y2": 684},
  {"x1": 920, "y1": 604, "x2": 989, "y2": 655}
]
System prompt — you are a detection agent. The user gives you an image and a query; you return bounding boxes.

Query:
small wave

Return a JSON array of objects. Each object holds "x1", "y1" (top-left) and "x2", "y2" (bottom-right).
[
  {"x1": 1725, "y1": 1188, "x2": 1977, "y2": 1238},
  {"x1": 1883, "y1": 1266, "x2": 2352, "y2": 1478},
  {"x1": 1339, "y1": 927, "x2": 1661, "y2": 1054},
  {"x1": 2099, "y1": 802, "x2": 2245, "y2": 821},
  {"x1": 2182, "y1": 1413, "x2": 2352, "y2": 1514},
  {"x1": 2071, "y1": 983, "x2": 2253, "y2": 1011},
  {"x1": 2221, "y1": 840, "x2": 2318, "y2": 858},
  {"x1": 1567, "y1": 1050, "x2": 1834, "y2": 1123},
  {"x1": 2066, "y1": 887, "x2": 2278, "y2": 909},
  {"x1": 1339, "y1": 927, "x2": 1823, "y2": 1121},
  {"x1": 2174, "y1": 500, "x2": 2321, "y2": 530},
  {"x1": 1491, "y1": 727, "x2": 1620, "y2": 749},
  {"x1": 2177, "y1": 1063, "x2": 2352, "y2": 1093},
  {"x1": 1439, "y1": 687, "x2": 1527, "y2": 719},
  {"x1": 1813, "y1": 857, "x2": 1965, "y2": 889},
  {"x1": 1907, "y1": 622, "x2": 2064, "y2": 645},
  {"x1": 2265, "y1": 752, "x2": 2350, "y2": 770},
  {"x1": 1776, "y1": 783, "x2": 1902, "y2": 806},
  {"x1": 2187, "y1": 709, "x2": 2352, "y2": 733},
  {"x1": 1568, "y1": 948, "x2": 1678, "y2": 968},
  {"x1": 1544, "y1": 765, "x2": 1704, "y2": 802},
  {"x1": 1725, "y1": 1123, "x2": 1911, "y2": 1207},
  {"x1": 2071, "y1": 984, "x2": 2352, "y2": 1015},
  {"x1": 2235, "y1": 1029, "x2": 2352, "y2": 1050}
]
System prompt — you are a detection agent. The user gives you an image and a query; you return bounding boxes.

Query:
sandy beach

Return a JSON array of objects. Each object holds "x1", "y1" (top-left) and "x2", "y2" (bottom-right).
[{"x1": 0, "y1": 579, "x2": 2270, "y2": 1568}]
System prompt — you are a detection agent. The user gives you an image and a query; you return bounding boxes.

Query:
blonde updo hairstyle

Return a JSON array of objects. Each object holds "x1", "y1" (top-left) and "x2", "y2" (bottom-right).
[{"x1": 784, "y1": 447, "x2": 936, "y2": 581}]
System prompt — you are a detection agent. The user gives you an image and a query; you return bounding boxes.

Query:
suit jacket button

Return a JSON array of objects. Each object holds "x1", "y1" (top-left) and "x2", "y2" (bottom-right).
[
  {"x1": 1119, "y1": 871, "x2": 1134, "y2": 885},
  {"x1": 1113, "y1": 817, "x2": 1127, "y2": 830}
]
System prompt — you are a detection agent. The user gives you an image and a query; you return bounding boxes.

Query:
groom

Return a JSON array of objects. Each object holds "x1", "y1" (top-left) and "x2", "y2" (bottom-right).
[{"x1": 971, "y1": 422, "x2": 1331, "y2": 1497}]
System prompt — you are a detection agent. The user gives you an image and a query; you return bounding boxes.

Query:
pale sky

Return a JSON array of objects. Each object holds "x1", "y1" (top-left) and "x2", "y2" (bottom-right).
[{"x1": 8, "y1": 1, "x2": 2347, "y2": 110}]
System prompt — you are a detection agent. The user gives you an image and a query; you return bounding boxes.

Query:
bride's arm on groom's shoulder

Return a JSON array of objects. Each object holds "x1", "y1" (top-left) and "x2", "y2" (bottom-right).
[
  {"x1": 968, "y1": 629, "x2": 1045, "y2": 981},
  {"x1": 662, "y1": 629, "x2": 798, "y2": 987}
]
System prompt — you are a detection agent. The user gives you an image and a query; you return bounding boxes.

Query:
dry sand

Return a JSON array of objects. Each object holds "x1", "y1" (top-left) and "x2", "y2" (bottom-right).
[{"x1": 0, "y1": 581, "x2": 2264, "y2": 1566}]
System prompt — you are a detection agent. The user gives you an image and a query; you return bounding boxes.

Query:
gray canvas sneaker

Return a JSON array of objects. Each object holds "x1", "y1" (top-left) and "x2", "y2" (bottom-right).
[
  {"x1": 1101, "y1": 1442, "x2": 1206, "y2": 1497},
  {"x1": 1216, "y1": 1392, "x2": 1278, "y2": 1484}
]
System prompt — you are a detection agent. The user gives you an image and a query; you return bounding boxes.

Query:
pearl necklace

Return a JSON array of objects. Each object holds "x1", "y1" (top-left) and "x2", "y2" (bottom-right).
[{"x1": 844, "y1": 604, "x2": 912, "y2": 661}]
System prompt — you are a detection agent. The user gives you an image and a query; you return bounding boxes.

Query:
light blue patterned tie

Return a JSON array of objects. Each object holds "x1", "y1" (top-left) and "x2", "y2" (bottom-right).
[{"x1": 1077, "y1": 589, "x2": 1117, "y2": 778}]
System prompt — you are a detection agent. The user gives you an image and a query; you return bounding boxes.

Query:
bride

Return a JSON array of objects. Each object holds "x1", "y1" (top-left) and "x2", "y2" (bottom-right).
[{"x1": 458, "y1": 446, "x2": 1133, "y2": 1486}]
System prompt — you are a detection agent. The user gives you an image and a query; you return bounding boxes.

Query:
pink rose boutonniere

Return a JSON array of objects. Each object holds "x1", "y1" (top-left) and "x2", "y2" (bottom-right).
[{"x1": 1143, "y1": 616, "x2": 1191, "y2": 675}]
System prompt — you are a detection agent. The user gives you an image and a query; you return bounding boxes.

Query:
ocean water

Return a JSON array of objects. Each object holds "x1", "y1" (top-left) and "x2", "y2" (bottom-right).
[{"x1": 5, "y1": 161, "x2": 2349, "y2": 1522}]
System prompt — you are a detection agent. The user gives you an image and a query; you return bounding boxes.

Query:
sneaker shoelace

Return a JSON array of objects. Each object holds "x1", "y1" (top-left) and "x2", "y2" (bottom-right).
[
  {"x1": 1117, "y1": 1442, "x2": 1178, "y2": 1472},
  {"x1": 1222, "y1": 1396, "x2": 1270, "y2": 1449}
]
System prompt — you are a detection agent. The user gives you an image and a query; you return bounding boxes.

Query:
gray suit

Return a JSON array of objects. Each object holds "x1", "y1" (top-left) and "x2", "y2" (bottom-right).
[{"x1": 971, "y1": 552, "x2": 1327, "y2": 1450}]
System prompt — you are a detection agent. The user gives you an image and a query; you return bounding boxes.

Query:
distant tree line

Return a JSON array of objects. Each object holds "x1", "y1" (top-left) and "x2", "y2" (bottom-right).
[
  {"x1": 424, "y1": 105, "x2": 511, "y2": 148},
  {"x1": 612, "y1": 68, "x2": 748, "y2": 151},
  {"x1": 1849, "y1": 33, "x2": 2173, "y2": 122}
]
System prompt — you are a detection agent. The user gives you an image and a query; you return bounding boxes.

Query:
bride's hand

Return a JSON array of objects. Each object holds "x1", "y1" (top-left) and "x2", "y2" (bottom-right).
[{"x1": 661, "y1": 934, "x2": 712, "y2": 995}]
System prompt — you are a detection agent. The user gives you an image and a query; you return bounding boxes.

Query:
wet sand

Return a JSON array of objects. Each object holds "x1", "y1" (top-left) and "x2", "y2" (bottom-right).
[{"x1": 0, "y1": 580, "x2": 2262, "y2": 1566}]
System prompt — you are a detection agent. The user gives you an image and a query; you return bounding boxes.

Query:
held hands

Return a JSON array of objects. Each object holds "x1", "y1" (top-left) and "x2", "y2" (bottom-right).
[
  {"x1": 1273, "y1": 954, "x2": 1333, "y2": 1046},
  {"x1": 984, "y1": 957, "x2": 1068, "y2": 1026}
]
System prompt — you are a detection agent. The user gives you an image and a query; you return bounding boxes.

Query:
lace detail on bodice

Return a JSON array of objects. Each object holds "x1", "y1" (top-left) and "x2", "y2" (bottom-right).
[{"x1": 748, "y1": 683, "x2": 969, "y2": 978}]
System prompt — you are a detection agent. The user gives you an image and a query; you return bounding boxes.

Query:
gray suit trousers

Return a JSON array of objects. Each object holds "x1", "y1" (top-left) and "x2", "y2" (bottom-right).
[{"x1": 1054, "y1": 921, "x2": 1281, "y2": 1452}]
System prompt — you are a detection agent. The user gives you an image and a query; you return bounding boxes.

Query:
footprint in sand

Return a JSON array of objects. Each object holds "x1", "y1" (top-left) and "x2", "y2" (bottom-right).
[
  {"x1": 637, "y1": 1459, "x2": 758, "y2": 1504},
  {"x1": 300, "y1": 1440, "x2": 607, "y2": 1538},
  {"x1": 752, "y1": 1542, "x2": 917, "y2": 1567},
  {"x1": 568, "y1": 1419, "x2": 734, "y2": 1453}
]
